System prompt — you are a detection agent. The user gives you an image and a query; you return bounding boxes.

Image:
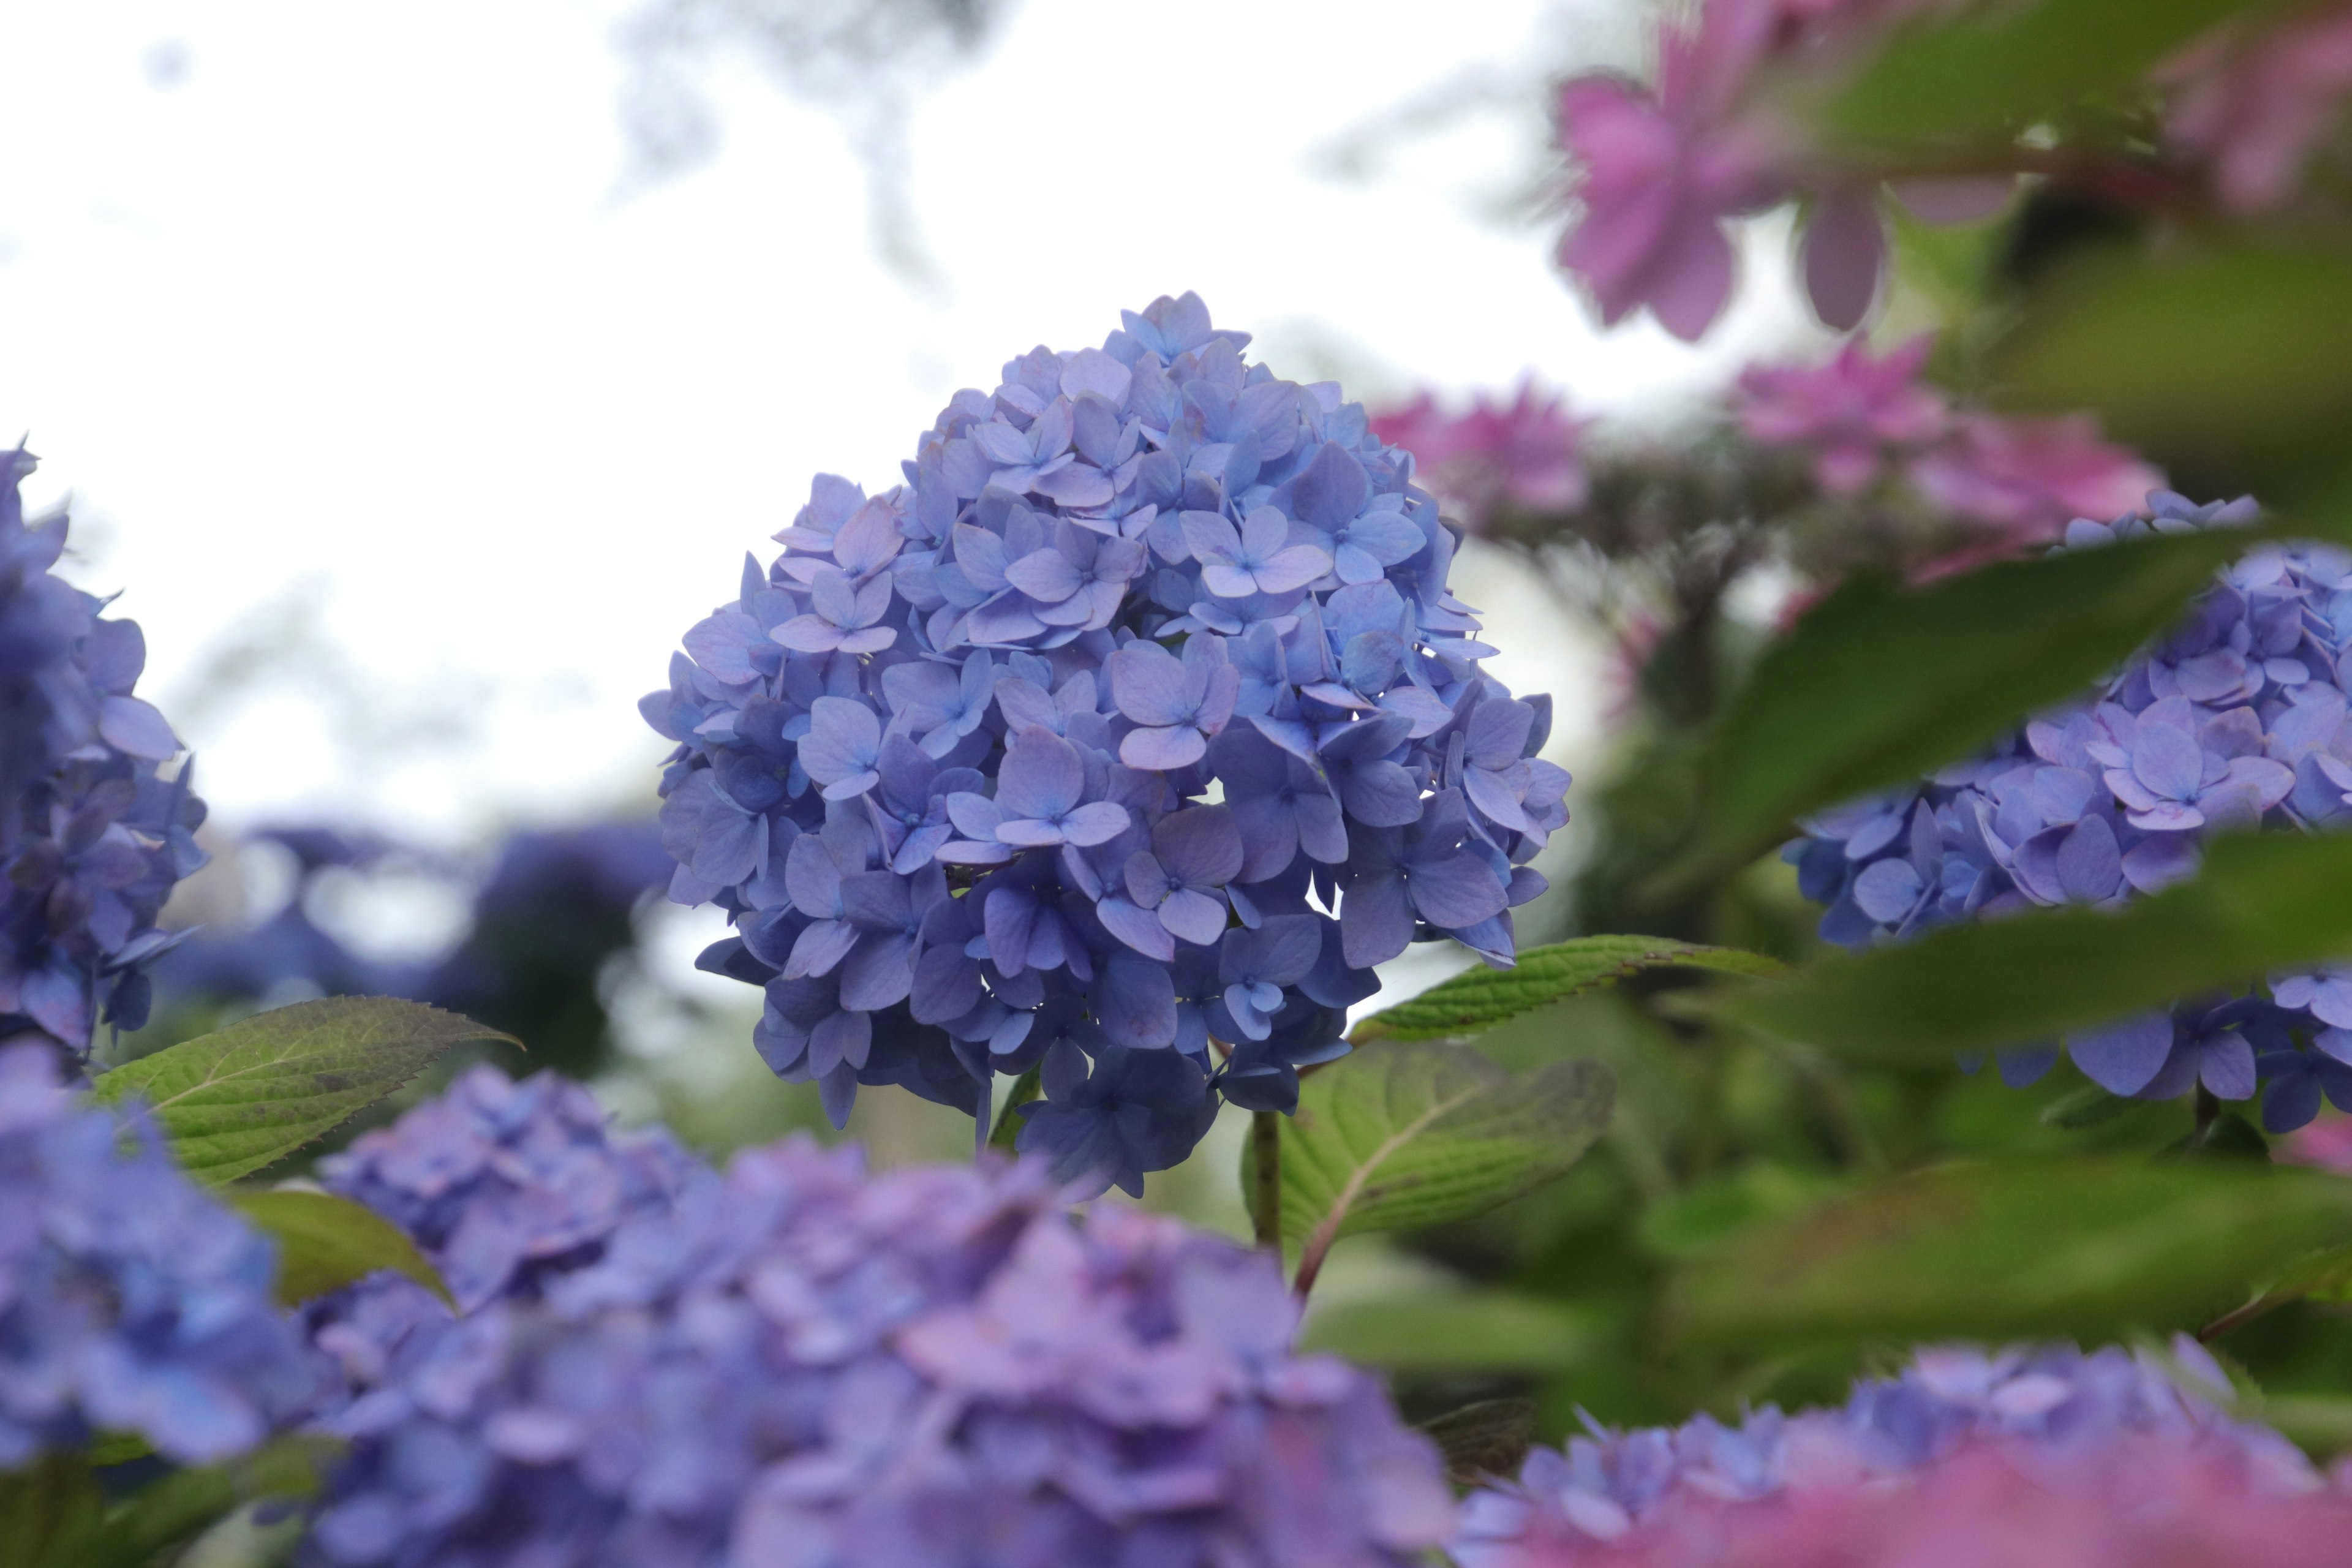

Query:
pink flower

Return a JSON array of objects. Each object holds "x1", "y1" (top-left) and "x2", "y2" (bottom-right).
[
  {"x1": 2283, "y1": 1110, "x2": 2352, "y2": 1174},
  {"x1": 1371, "y1": 382, "x2": 1590, "y2": 533},
  {"x1": 1479, "y1": 1439, "x2": 2352, "y2": 1568},
  {"x1": 1551, "y1": 2, "x2": 1785, "y2": 341},
  {"x1": 1906, "y1": 412, "x2": 2164, "y2": 545},
  {"x1": 1736, "y1": 334, "x2": 1949, "y2": 492},
  {"x1": 2163, "y1": 6, "x2": 2352, "y2": 211}
]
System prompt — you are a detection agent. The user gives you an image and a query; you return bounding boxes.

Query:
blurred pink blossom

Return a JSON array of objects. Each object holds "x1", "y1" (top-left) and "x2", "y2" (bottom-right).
[
  {"x1": 1551, "y1": 2, "x2": 1785, "y2": 341},
  {"x1": 1481, "y1": 1439, "x2": 2352, "y2": 1568},
  {"x1": 1906, "y1": 412, "x2": 2163, "y2": 544},
  {"x1": 1737, "y1": 334, "x2": 1949, "y2": 492},
  {"x1": 2283, "y1": 1110, "x2": 2352, "y2": 1174},
  {"x1": 2163, "y1": 6, "x2": 2352, "y2": 211},
  {"x1": 1371, "y1": 382, "x2": 1590, "y2": 533}
]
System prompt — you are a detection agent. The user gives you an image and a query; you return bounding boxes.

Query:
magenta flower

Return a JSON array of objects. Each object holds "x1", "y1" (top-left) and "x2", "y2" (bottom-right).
[
  {"x1": 1906, "y1": 413, "x2": 2164, "y2": 545},
  {"x1": 1736, "y1": 335, "x2": 1948, "y2": 494},
  {"x1": 1370, "y1": 382, "x2": 1590, "y2": 533},
  {"x1": 2162, "y1": 7, "x2": 2352, "y2": 211},
  {"x1": 1550, "y1": 2, "x2": 1782, "y2": 341}
]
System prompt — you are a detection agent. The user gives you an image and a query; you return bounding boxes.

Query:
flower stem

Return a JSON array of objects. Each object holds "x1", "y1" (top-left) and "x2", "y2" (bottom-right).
[
  {"x1": 1250, "y1": 1109, "x2": 1283, "y2": 1254},
  {"x1": 986, "y1": 1066, "x2": 1041, "y2": 1155}
]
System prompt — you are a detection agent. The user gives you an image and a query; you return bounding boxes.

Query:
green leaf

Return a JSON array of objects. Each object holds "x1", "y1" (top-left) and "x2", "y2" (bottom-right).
[
  {"x1": 1256, "y1": 1041, "x2": 1613, "y2": 1294},
  {"x1": 1664, "y1": 1158, "x2": 2352, "y2": 1348},
  {"x1": 1350, "y1": 936, "x2": 1784, "y2": 1043},
  {"x1": 90, "y1": 998, "x2": 516, "y2": 1185},
  {"x1": 1996, "y1": 243, "x2": 2352, "y2": 497},
  {"x1": 39, "y1": 1436, "x2": 336, "y2": 1568},
  {"x1": 1823, "y1": 0, "x2": 2283, "y2": 151},
  {"x1": 1716, "y1": 832, "x2": 2352, "y2": 1061},
  {"x1": 1668, "y1": 525, "x2": 2272, "y2": 887},
  {"x1": 228, "y1": 1189, "x2": 452, "y2": 1308},
  {"x1": 2257, "y1": 1394, "x2": 2352, "y2": 1458},
  {"x1": 1301, "y1": 1293, "x2": 1598, "y2": 1373},
  {"x1": 0, "y1": 1455, "x2": 100, "y2": 1568}
]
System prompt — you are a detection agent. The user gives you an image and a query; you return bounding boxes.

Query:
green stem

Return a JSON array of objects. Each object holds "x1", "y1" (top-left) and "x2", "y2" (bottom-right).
[
  {"x1": 986, "y1": 1066, "x2": 1042, "y2": 1153},
  {"x1": 1251, "y1": 1109, "x2": 1283, "y2": 1254}
]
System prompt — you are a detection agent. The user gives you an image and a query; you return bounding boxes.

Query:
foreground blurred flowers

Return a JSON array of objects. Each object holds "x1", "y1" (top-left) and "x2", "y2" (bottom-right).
[
  {"x1": 0, "y1": 447, "x2": 208, "y2": 1056},
  {"x1": 300, "y1": 1066, "x2": 1454, "y2": 1567},
  {"x1": 647, "y1": 293, "x2": 1567, "y2": 1193}
]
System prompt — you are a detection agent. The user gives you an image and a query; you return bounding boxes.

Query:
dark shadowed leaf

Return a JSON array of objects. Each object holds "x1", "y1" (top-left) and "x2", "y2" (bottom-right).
[
  {"x1": 1669, "y1": 526, "x2": 2278, "y2": 886},
  {"x1": 1351, "y1": 936, "x2": 1784, "y2": 1042},
  {"x1": 91, "y1": 997, "x2": 516, "y2": 1185},
  {"x1": 1823, "y1": 0, "x2": 2287, "y2": 151},
  {"x1": 1717, "y1": 832, "x2": 2352, "y2": 1060},
  {"x1": 1414, "y1": 1398, "x2": 1540, "y2": 1487},
  {"x1": 1250, "y1": 1041, "x2": 1613, "y2": 1294},
  {"x1": 36, "y1": 1436, "x2": 337, "y2": 1568},
  {"x1": 1996, "y1": 243, "x2": 2352, "y2": 497},
  {"x1": 229, "y1": 1189, "x2": 452, "y2": 1308},
  {"x1": 1664, "y1": 1158, "x2": 2352, "y2": 1348},
  {"x1": 0, "y1": 1454, "x2": 100, "y2": 1568},
  {"x1": 1302, "y1": 1294, "x2": 1599, "y2": 1373}
]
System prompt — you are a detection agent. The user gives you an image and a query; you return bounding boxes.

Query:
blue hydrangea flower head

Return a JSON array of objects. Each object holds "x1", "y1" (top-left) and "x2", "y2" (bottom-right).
[
  {"x1": 1787, "y1": 491, "x2": 2352, "y2": 1123},
  {"x1": 301, "y1": 1076, "x2": 1455, "y2": 1567},
  {"x1": 0, "y1": 1044, "x2": 314, "y2": 1466},
  {"x1": 646, "y1": 295, "x2": 1568, "y2": 1193},
  {"x1": 0, "y1": 445, "x2": 209, "y2": 1056},
  {"x1": 1453, "y1": 1337, "x2": 2312, "y2": 1564}
]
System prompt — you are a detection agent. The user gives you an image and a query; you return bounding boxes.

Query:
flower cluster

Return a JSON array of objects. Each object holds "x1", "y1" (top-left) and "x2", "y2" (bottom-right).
[
  {"x1": 1547, "y1": 0, "x2": 2352, "y2": 341},
  {"x1": 0, "y1": 1044, "x2": 314, "y2": 1466},
  {"x1": 1368, "y1": 382, "x2": 1590, "y2": 536},
  {"x1": 1453, "y1": 1338, "x2": 2335, "y2": 1567},
  {"x1": 1789, "y1": 491, "x2": 2352, "y2": 1125},
  {"x1": 1736, "y1": 336, "x2": 2158, "y2": 550},
  {"x1": 318, "y1": 1066, "x2": 699, "y2": 1311},
  {"x1": 0, "y1": 445, "x2": 208, "y2": 1055},
  {"x1": 645, "y1": 294, "x2": 1566, "y2": 1194},
  {"x1": 301, "y1": 1068, "x2": 1454, "y2": 1568}
]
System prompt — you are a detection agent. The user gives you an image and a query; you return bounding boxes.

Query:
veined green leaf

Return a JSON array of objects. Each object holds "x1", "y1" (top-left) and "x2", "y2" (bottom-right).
[
  {"x1": 1251, "y1": 1041, "x2": 1613, "y2": 1294},
  {"x1": 1717, "y1": 831, "x2": 2352, "y2": 1060},
  {"x1": 1351, "y1": 936, "x2": 1784, "y2": 1043},
  {"x1": 1414, "y1": 1398, "x2": 1539, "y2": 1488},
  {"x1": 1664, "y1": 1158, "x2": 2352, "y2": 1348},
  {"x1": 229, "y1": 1189, "x2": 451, "y2": 1308},
  {"x1": 92, "y1": 997, "x2": 515, "y2": 1185}
]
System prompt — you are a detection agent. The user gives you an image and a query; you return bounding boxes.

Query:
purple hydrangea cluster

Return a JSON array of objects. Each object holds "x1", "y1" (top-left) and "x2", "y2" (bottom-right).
[
  {"x1": 0, "y1": 1044, "x2": 314, "y2": 1466},
  {"x1": 318, "y1": 1066, "x2": 699, "y2": 1312},
  {"x1": 300, "y1": 1068, "x2": 1454, "y2": 1568},
  {"x1": 1452, "y1": 1337, "x2": 2312, "y2": 1564},
  {"x1": 1788, "y1": 490, "x2": 2352, "y2": 1128},
  {"x1": 0, "y1": 445, "x2": 208, "y2": 1056},
  {"x1": 644, "y1": 293, "x2": 1567, "y2": 1193}
]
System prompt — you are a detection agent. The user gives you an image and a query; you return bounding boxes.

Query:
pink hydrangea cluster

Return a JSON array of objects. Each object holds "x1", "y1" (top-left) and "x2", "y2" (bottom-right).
[
  {"x1": 1368, "y1": 382, "x2": 1590, "y2": 535},
  {"x1": 2162, "y1": 6, "x2": 2352, "y2": 212},
  {"x1": 1736, "y1": 336, "x2": 2159, "y2": 549}
]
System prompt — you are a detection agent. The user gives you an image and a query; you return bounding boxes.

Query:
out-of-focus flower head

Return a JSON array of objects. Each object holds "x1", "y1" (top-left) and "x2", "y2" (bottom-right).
[
  {"x1": 1370, "y1": 382, "x2": 1591, "y2": 535},
  {"x1": 318, "y1": 1066, "x2": 699, "y2": 1312},
  {"x1": 1453, "y1": 1338, "x2": 2330, "y2": 1567},
  {"x1": 644, "y1": 293, "x2": 1565, "y2": 1194},
  {"x1": 1787, "y1": 490, "x2": 2352, "y2": 1119},
  {"x1": 0, "y1": 1044, "x2": 314, "y2": 1466},
  {"x1": 300, "y1": 1069, "x2": 1455, "y2": 1568},
  {"x1": 1735, "y1": 334, "x2": 1948, "y2": 494},
  {"x1": 1904, "y1": 413, "x2": 2163, "y2": 546},
  {"x1": 2161, "y1": 6, "x2": 2352, "y2": 212},
  {"x1": 0, "y1": 445, "x2": 208, "y2": 1057}
]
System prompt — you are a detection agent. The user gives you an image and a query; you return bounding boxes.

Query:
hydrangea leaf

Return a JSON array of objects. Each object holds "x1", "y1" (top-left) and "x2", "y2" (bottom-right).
[
  {"x1": 228, "y1": 1189, "x2": 453, "y2": 1308},
  {"x1": 1674, "y1": 525, "x2": 2296, "y2": 886},
  {"x1": 1823, "y1": 0, "x2": 2289, "y2": 152},
  {"x1": 1718, "y1": 831, "x2": 2352, "y2": 1059},
  {"x1": 37, "y1": 1435, "x2": 337, "y2": 1568},
  {"x1": 1411, "y1": 1398, "x2": 1540, "y2": 1489},
  {"x1": 1301, "y1": 1294, "x2": 1597, "y2": 1374},
  {"x1": 91, "y1": 998, "x2": 517, "y2": 1185},
  {"x1": 1664, "y1": 1158, "x2": 2352, "y2": 1349},
  {"x1": 1995, "y1": 243, "x2": 2352, "y2": 500},
  {"x1": 1350, "y1": 935, "x2": 1784, "y2": 1043},
  {"x1": 1253, "y1": 1041, "x2": 1613, "y2": 1294},
  {"x1": 0, "y1": 1453, "x2": 102, "y2": 1568}
]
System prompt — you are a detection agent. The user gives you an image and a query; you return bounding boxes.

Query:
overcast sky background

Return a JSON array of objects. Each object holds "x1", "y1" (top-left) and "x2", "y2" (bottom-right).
[{"x1": 1, "y1": 0, "x2": 1818, "y2": 871}]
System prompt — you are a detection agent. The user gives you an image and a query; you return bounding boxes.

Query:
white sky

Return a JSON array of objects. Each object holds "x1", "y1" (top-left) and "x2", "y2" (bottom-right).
[{"x1": 0, "y1": 0, "x2": 1814, "y2": 850}]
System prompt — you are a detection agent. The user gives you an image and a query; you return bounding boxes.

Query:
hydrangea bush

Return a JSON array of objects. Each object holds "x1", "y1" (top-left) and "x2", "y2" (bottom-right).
[
  {"x1": 645, "y1": 293, "x2": 1567, "y2": 1193},
  {"x1": 0, "y1": 445, "x2": 208, "y2": 1056},
  {"x1": 0, "y1": 1044, "x2": 314, "y2": 1467},
  {"x1": 1787, "y1": 491, "x2": 2352, "y2": 1127},
  {"x1": 300, "y1": 1066, "x2": 1455, "y2": 1568}
]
